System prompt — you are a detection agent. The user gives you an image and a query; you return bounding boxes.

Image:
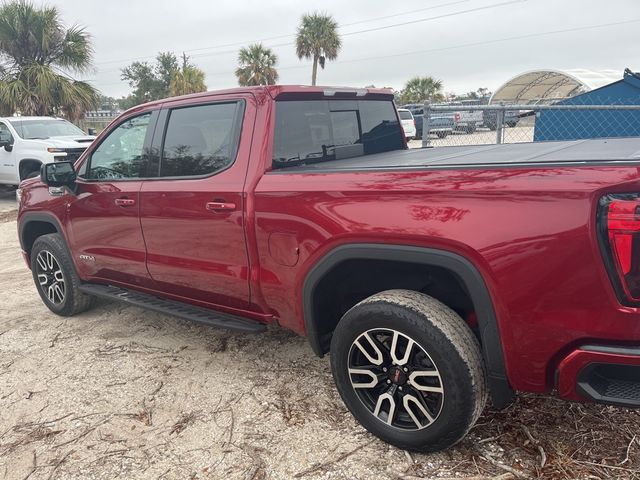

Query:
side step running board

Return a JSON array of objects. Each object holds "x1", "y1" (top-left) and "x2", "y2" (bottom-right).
[{"x1": 79, "y1": 284, "x2": 267, "y2": 333}]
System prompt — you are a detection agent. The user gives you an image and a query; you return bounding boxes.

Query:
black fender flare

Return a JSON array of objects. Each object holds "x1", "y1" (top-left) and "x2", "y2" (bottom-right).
[
  {"x1": 18, "y1": 211, "x2": 64, "y2": 253},
  {"x1": 302, "y1": 243, "x2": 515, "y2": 408}
]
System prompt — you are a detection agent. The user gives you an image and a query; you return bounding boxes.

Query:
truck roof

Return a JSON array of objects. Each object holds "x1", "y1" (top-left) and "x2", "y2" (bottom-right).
[
  {"x1": 279, "y1": 137, "x2": 640, "y2": 173},
  {"x1": 0, "y1": 116, "x2": 63, "y2": 122},
  {"x1": 140, "y1": 85, "x2": 395, "y2": 110}
]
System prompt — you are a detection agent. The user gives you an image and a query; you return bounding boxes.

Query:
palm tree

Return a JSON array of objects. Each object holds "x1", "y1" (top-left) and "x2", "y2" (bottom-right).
[
  {"x1": 0, "y1": 0, "x2": 98, "y2": 119},
  {"x1": 169, "y1": 53, "x2": 207, "y2": 96},
  {"x1": 235, "y1": 43, "x2": 278, "y2": 86},
  {"x1": 400, "y1": 77, "x2": 444, "y2": 105},
  {"x1": 295, "y1": 12, "x2": 341, "y2": 86}
]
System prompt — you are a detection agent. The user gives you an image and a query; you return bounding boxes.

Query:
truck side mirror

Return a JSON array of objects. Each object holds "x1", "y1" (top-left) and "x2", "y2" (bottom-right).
[
  {"x1": 40, "y1": 161, "x2": 76, "y2": 188},
  {"x1": 0, "y1": 139, "x2": 12, "y2": 152}
]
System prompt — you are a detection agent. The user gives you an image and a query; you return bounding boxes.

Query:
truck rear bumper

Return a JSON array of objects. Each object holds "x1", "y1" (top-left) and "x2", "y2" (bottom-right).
[{"x1": 556, "y1": 345, "x2": 640, "y2": 408}]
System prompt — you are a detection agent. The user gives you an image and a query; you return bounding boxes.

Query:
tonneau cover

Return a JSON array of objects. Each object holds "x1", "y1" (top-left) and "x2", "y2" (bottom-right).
[{"x1": 279, "y1": 137, "x2": 640, "y2": 172}]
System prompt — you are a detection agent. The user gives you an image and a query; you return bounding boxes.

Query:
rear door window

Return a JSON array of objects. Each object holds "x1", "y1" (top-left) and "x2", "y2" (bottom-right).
[
  {"x1": 159, "y1": 101, "x2": 244, "y2": 178},
  {"x1": 272, "y1": 99, "x2": 403, "y2": 169}
]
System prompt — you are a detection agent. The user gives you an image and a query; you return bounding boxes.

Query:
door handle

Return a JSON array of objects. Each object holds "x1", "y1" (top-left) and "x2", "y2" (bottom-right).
[
  {"x1": 115, "y1": 198, "x2": 136, "y2": 207},
  {"x1": 206, "y1": 201, "x2": 236, "y2": 212}
]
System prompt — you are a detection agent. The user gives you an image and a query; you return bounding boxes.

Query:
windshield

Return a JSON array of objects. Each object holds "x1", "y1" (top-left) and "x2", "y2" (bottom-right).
[{"x1": 8, "y1": 118, "x2": 85, "y2": 140}]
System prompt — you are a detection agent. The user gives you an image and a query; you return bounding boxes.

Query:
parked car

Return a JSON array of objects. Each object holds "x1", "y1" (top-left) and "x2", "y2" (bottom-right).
[
  {"x1": 402, "y1": 103, "x2": 454, "y2": 138},
  {"x1": 439, "y1": 101, "x2": 484, "y2": 133},
  {"x1": 398, "y1": 108, "x2": 416, "y2": 140},
  {"x1": 17, "y1": 85, "x2": 640, "y2": 453},
  {"x1": 483, "y1": 109, "x2": 521, "y2": 130},
  {"x1": 0, "y1": 116, "x2": 95, "y2": 187}
]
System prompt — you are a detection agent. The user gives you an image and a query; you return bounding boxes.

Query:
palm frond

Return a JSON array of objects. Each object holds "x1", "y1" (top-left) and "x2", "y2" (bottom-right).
[{"x1": 235, "y1": 43, "x2": 278, "y2": 86}]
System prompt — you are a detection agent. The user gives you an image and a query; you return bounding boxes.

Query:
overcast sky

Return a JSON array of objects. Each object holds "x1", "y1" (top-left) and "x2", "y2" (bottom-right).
[{"x1": 48, "y1": 0, "x2": 640, "y2": 98}]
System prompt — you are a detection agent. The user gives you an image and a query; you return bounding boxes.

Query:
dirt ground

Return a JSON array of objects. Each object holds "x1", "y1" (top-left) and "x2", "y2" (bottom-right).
[{"x1": 1, "y1": 190, "x2": 639, "y2": 480}]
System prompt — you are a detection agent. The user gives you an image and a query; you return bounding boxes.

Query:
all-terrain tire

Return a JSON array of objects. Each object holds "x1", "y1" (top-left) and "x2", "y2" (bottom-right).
[
  {"x1": 31, "y1": 233, "x2": 95, "y2": 316},
  {"x1": 330, "y1": 289, "x2": 487, "y2": 452}
]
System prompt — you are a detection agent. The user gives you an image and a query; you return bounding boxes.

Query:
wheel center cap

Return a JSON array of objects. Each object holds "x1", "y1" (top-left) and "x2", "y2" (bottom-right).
[{"x1": 388, "y1": 366, "x2": 407, "y2": 385}]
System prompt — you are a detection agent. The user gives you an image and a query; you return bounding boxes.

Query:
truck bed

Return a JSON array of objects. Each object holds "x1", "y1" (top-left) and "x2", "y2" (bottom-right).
[{"x1": 279, "y1": 137, "x2": 640, "y2": 173}]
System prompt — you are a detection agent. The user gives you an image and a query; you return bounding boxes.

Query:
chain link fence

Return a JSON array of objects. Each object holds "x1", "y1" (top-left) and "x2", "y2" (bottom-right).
[{"x1": 418, "y1": 101, "x2": 640, "y2": 148}]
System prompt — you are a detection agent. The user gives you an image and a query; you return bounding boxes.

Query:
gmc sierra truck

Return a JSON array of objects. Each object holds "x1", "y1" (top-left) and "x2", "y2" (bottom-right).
[{"x1": 17, "y1": 86, "x2": 640, "y2": 452}]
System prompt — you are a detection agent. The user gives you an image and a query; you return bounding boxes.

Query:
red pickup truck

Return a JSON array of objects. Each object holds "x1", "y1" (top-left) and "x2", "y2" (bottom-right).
[{"x1": 17, "y1": 86, "x2": 640, "y2": 452}]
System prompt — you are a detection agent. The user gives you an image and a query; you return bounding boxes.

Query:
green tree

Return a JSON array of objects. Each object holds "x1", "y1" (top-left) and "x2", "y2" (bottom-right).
[
  {"x1": 121, "y1": 61, "x2": 159, "y2": 104},
  {"x1": 476, "y1": 87, "x2": 491, "y2": 101},
  {"x1": 0, "y1": 0, "x2": 99, "y2": 119},
  {"x1": 399, "y1": 76, "x2": 444, "y2": 104},
  {"x1": 295, "y1": 12, "x2": 341, "y2": 86},
  {"x1": 122, "y1": 52, "x2": 205, "y2": 104},
  {"x1": 121, "y1": 51, "x2": 178, "y2": 104},
  {"x1": 169, "y1": 53, "x2": 206, "y2": 96},
  {"x1": 235, "y1": 43, "x2": 278, "y2": 86},
  {"x1": 155, "y1": 52, "x2": 178, "y2": 91}
]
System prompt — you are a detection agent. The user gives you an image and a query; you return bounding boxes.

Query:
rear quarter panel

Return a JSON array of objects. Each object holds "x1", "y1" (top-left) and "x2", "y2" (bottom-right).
[{"x1": 254, "y1": 165, "x2": 640, "y2": 392}]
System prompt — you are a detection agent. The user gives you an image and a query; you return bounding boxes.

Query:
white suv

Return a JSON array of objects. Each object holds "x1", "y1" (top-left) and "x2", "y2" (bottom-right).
[
  {"x1": 0, "y1": 116, "x2": 95, "y2": 187},
  {"x1": 397, "y1": 108, "x2": 417, "y2": 141}
]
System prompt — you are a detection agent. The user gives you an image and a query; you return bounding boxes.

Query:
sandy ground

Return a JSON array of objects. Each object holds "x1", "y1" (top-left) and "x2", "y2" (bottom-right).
[
  {"x1": 0, "y1": 188, "x2": 17, "y2": 214},
  {"x1": 1, "y1": 193, "x2": 639, "y2": 480}
]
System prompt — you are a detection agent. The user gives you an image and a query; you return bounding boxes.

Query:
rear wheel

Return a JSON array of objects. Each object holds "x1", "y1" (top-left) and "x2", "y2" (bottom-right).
[
  {"x1": 435, "y1": 131, "x2": 448, "y2": 139},
  {"x1": 31, "y1": 233, "x2": 95, "y2": 316},
  {"x1": 330, "y1": 290, "x2": 487, "y2": 452}
]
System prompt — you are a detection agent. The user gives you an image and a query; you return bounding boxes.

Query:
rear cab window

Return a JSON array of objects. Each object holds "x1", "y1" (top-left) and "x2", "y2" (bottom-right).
[{"x1": 272, "y1": 99, "x2": 404, "y2": 169}]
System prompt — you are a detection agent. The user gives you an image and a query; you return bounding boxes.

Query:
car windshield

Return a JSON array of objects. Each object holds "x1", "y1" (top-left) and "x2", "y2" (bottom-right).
[{"x1": 8, "y1": 118, "x2": 85, "y2": 139}]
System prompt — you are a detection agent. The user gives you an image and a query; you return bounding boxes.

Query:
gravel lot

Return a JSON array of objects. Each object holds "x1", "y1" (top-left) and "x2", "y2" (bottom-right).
[{"x1": 1, "y1": 186, "x2": 639, "y2": 480}]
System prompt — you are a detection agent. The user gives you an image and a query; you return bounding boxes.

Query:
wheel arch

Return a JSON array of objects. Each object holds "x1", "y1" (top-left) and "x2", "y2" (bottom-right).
[
  {"x1": 19, "y1": 212, "x2": 64, "y2": 260},
  {"x1": 302, "y1": 243, "x2": 515, "y2": 408}
]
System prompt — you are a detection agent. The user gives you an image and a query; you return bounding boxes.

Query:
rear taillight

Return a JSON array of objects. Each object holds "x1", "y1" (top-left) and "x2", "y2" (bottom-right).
[
  {"x1": 598, "y1": 194, "x2": 640, "y2": 304},
  {"x1": 413, "y1": 119, "x2": 416, "y2": 127}
]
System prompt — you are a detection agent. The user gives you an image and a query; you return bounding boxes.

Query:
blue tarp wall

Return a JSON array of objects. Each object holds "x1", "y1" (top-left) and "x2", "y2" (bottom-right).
[{"x1": 534, "y1": 69, "x2": 640, "y2": 141}]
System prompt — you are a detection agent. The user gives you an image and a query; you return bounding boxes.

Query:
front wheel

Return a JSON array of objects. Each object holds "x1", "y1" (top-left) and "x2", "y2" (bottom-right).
[
  {"x1": 31, "y1": 233, "x2": 95, "y2": 316},
  {"x1": 330, "y1": 290, "x2": 487, "y2": 452},
  {"x1": 435, "y1": 131, "x2": 448, "y2": 139}
]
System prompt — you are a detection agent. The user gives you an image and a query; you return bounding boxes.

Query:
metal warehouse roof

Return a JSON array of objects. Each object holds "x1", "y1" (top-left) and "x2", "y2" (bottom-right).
[{"x1": 490, "y1": 69, "x2": 621, "y2": 105}]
